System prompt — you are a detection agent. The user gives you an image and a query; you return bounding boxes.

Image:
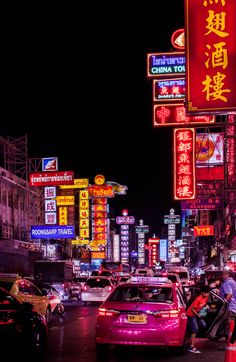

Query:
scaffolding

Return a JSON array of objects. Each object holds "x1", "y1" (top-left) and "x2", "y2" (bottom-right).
[
  {"x1": 0, "y1": 135, "x2": 28, "y2": 181},
  {"x1": 0, "y1": 135, "x2": 43, "y2": 242}
]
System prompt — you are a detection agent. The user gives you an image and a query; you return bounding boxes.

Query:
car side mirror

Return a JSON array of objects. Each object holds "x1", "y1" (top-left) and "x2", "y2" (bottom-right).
[{"x1": 41, "y1": 289, "x2": 48, "y2": 296}]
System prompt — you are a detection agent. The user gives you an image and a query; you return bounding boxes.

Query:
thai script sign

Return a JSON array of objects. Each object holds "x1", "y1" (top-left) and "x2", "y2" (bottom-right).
[
  {"x1": 116, "y1": 216, "x2": 135, "y2": 224},
  {"x1": 56, "y1": 196, "x2": 75, "y2": 206},
  {"x1": 174, "y1": 128, "x2": 196, "y2": 200},
  {"x1": 153, "y1": 78, "x2": 186, "y2": 102},
  {"x1": 60, "y1": 178, "x2": 89, "y2": 189},
  {"x1": 185, "y1": 0, "x2": 236, "y2": 114},
  {"x1": 164, "y1": 215, "x2": 181, "y2": 224},
  {"x1": 89, "y1": 185, "x2": 115, "y2": 198},
  {"x1": 147, "y1": 52, "x2": 185, "y2": 78},
  {"x1": 31, "y1": 225, "x2": 75, "y2": 239},
  {"x1": 135, "y1": 226, "x2": 149, "y2": 233},
  {"x1": 29, "y1": 171, "x2": 74, "y2": 186}
]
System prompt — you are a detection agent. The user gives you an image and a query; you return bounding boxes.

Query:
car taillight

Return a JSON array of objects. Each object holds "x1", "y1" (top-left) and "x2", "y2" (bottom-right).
[
  {"x1": 83, "y1": 286, "x2": 87, "y2": 292},
  {"x1": 175, "y1": 282, "x2": 179, "y2": 287},
  {"x1": 154, "y1": 310, "x2": 179, "y2": 318},
  {"x1": 98, "y1": 308, "x2": 120, "y2": 317},
  {"x1": 108, "y1": 286, "x2": 112, "y2": 291}
]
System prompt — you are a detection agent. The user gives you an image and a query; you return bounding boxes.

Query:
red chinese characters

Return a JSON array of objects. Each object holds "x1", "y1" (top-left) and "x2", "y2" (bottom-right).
[
  {"x1": 174, "y1": 128, "x2": 196, "y2": 200},
  {"x1": 185, "y1": 0, "x2": 236, "y2": 113}
]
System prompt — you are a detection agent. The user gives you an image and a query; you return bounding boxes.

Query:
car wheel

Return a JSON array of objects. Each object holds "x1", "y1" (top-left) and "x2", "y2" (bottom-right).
[{"x1": 31, "y1": 328, "x2": 47, "y2": 357}]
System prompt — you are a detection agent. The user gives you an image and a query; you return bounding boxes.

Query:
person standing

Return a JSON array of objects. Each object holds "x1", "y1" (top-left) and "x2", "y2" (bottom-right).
[
  {"x1": 186, "y1": 285, "x2": 211, "y2": 353},
  {"x1": 219, "y1": 270, "x2": 236, "y2": 337}
]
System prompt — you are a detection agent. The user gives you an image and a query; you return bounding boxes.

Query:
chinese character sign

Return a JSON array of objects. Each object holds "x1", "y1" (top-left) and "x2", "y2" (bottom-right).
[
  {"x1": 185, "y1": 0, "x2": 236, "y2": 114},
  {"x1": 174, "y1": 128, "x2": 196, "y2": 200}
]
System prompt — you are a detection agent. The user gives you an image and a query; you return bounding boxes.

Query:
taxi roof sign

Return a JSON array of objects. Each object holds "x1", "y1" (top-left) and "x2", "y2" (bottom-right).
[{"x1": 130, "y1": 276, "x2": 172, "y2": 284}]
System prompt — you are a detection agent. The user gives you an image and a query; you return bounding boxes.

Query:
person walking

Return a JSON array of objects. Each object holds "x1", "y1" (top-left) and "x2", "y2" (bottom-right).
[
  {"x1": 186, "y1": 285, "x2": 211, "y2": 353},
  {"x1": 219, "y1": 270, "x2": 236, "y2": 338}
]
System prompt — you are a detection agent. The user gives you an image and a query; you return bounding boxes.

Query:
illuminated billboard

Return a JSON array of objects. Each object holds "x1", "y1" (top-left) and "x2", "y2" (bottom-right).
[
  {"x1": 153, "y1": 78, "x2": 186, "y2": 102},
  {"x1": 147, "y1": 52, "x2": 185, "y2": 78},
  {"x1": 185, "y1": 0, "x2": 236, "y2": 114},
  {"x1": 196, "y1": 132, "x2": 224, "y2": 166},
  {"x1": 174, "y1": 128, "x2": 196, "y2": 200},
  {"x1": 153, "y1": 103, "x2": 215, "y2": 127}
]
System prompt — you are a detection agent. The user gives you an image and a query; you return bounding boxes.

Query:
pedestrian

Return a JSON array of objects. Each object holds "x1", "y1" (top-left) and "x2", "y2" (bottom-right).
[
  {"x1": 219, "y1": 270, "x2": 236, "y2": 338},
  {"x1": 186, "y1": 285, "x2": 211, "y2": 354}
]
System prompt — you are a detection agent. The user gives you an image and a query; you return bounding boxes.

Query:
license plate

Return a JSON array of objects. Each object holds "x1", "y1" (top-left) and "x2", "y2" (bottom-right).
[{"x1": 127, "y1": 314, "x2": 147, "y2": 324}]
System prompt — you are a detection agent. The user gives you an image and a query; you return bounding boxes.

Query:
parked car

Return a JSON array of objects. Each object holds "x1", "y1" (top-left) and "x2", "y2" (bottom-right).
[
  {"x1": 81, "y1": 276, "x2": 116, "y2": 304},
  {"x1": 0, "y1": 273, "x2": 52, "y2": 323},
  {"x1": 0, "y1": 286, "x2": 47, "y2": 358}
]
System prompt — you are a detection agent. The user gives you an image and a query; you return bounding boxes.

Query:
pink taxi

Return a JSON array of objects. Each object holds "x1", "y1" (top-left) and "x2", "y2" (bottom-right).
[{"x1": 95, "y1": 276, "x2": 188, "y2": 352}]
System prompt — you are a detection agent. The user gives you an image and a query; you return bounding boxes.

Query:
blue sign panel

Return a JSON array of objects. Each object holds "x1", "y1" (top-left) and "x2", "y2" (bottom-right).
[
  {"x1": 159, "y1": 239, "x2": 168, "y2": 262},
  {"x1": 42, "y1": 157, "x2": 58, "y2": 172},
  {"x1": 147, "y1": 52, "x2": 185, "y2": 78},
  {"x1": 31, "y1": 225, "x2": 75, "y2": 239}
]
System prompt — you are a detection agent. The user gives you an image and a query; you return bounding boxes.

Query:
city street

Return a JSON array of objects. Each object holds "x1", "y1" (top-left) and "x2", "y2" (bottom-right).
[{"x1": 42, "y1": 301, "x2": 226, "y2": 362}]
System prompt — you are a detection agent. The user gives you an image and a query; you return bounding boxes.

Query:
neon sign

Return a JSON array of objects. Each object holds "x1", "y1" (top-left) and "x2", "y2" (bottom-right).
[
  {"x1": 185, "y1": 0, "x2": 236, "y2": 114},
  {"x1": 194, "y1": 226, "x2": 214, "y2": 236},
  {"x1": 147, "y1": 52, "x2": 185, "y2": 78},
  {"x1": 153, "y1": 78, "x2": 186, "y2": 102},
  {"x1": 153, "y1": 103, "x2": 215, "y2": 127},
  {"x1": 174, "y1": 128, "x2": 196, "y2": 200}
]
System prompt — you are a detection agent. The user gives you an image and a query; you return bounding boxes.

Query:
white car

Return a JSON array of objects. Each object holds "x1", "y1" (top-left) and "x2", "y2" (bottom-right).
[{"x1": 81, "y1": 276, "x2": 116, "y2": 304}]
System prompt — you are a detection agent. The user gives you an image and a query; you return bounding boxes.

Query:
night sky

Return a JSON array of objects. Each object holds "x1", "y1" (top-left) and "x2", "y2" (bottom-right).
[{"x1": 2, "y1": 2, "x2": 185, "y2": 234}]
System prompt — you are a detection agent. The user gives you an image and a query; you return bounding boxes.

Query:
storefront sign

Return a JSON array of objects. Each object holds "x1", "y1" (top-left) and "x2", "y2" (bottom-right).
[
  {"x1": 185, "y1": 0, "x2": 236, "y2": 114},
  {"x1": 147, "y1": 52, "x2": 185, "y2": 78},
  {"x1": 174, "y1": 128, "x2": 196, "y2": 200}
]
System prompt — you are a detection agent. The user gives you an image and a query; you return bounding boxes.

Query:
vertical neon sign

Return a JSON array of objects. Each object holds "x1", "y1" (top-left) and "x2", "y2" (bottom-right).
[
  {"x1": 185, "y1": 0, "x2": 236, "y2": 113},
  {"x1": 174, "y1": 128, "x2": 196, "y2": 200}
]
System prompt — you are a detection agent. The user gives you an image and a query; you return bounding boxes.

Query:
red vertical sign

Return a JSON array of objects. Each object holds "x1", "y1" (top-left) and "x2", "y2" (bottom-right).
[
  {"x1": 174, "y1": 128, "x2": 196, "y2": 200},
  {"x1": 185, "y1": 0, "x2": 236, "y2": 114}
]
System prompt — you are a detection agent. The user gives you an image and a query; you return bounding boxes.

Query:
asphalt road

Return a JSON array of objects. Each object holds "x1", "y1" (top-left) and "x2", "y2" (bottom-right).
[{"x1": 42, "y1": 301, "x2": 226, "y2": 362}]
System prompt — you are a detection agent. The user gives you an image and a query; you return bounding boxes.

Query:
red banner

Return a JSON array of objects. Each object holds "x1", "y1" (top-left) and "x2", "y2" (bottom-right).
[
  {"x1": 185, "y1": 0, "x2": 236, "y2": 114},
  {"x1": 174, "y1": 128, "x2": 196, "y2": 200},
  {"x1": 29, "y1": 171, "x2": 74, "y2": 186}
]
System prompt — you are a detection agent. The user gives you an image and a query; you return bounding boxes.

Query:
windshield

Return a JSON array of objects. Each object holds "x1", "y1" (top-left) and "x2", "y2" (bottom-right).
[
  {"x1": 0, "y1": 281, "x2": 14, "y2": 292},
  {"x1": 108, "y1": 286, "x2": 173, "y2": 303},
  {"x1": 85, "y1": 279, "x2": 111, "y2": 288},
  {"x1": 166, "y1": 275, "x2": 178, "y2": 283},
  {"x1": 178, "y1": 272, "x2": 188, "y2": 280}
]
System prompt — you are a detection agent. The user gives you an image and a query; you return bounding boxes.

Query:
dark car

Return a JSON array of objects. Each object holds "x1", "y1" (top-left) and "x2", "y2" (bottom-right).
[{"x1": 0, "y1": 286, "x2": 48, "y2": 359}]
